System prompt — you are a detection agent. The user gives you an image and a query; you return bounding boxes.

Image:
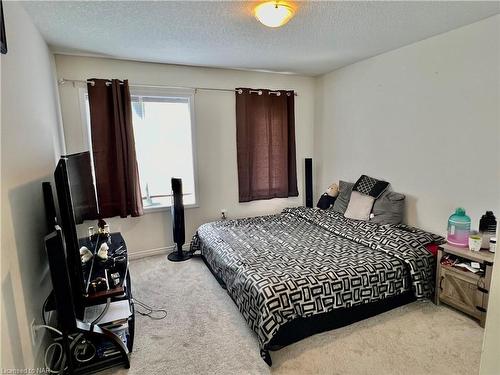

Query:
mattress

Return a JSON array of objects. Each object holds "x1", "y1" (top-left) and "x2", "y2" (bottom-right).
[{"x1": 191, "y1": 207, "x2": 439, "y2": 362}]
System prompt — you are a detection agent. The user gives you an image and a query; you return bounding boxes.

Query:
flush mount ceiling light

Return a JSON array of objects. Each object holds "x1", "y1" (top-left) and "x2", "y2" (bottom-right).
[{"x1": 254, "y1": 1, "x2": 296, "y2": 28}]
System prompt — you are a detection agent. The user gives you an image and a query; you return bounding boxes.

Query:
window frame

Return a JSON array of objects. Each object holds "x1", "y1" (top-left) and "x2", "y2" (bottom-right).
[{"x1": 78, "y1": 86, "x2": 199, "y2": 213}]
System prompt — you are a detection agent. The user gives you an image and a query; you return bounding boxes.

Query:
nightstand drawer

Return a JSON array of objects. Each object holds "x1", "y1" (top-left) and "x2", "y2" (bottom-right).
[
  {"x1": 438, "y1": 267, "x2": 483, "y2": 319},
  {"x1": 435, "y1": 244, "x2": 494, "y2": 327}
]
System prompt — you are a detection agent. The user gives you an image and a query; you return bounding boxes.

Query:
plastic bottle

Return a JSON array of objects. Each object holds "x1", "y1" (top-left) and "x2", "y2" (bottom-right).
[
  {"x1": 479, "y1": 211, "x2": 497, "y2": 249},
  {"x1": 447, "y1": 208, "x2": 471, "y2": 248}
]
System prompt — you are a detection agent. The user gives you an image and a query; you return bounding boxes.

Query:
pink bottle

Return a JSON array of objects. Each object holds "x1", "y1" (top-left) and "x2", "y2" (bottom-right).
[{"x1": 447, "y1": 208, "x2": 471, "y2": 248}]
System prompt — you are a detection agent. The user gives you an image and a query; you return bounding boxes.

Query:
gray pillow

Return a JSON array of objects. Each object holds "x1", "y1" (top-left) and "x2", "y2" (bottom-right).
[
  {"x1": 344, "y1": 191, "x2": 375, "y2": 221},
  {"x1": 370, "y1": 190, "x2": 405, "y2": 225},
  {"x1": 332, "y1": 181, "x2": 354, "y2": 214}
]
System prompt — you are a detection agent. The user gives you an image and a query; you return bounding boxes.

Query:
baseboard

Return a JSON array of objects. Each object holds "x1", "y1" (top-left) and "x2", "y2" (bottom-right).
[{"x1": 128, "y1": 244, "x2": 190, "y2": 260}]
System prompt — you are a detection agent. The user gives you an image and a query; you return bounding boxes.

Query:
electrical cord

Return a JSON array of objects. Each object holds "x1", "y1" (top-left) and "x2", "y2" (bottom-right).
[
  {"x1": 42, "y1": 295, "x2": 49, "y2": 325},
  {"x1": 38, "y1": 325, "x2": 66, "y2": 374},
  {"x1": 134, "y1": 298, "x2": 167, "y2": 320},
  {"x1": 46, "y1": 333, "x2": 84, "y2": 374},
  {"x1": 45, "y1": 342, "x2": 66, "y2": 374},
  {"x1": 38, "y1": 324, "x2": 88, "y2": 374},
  {"x1": 35, "y1": 324, "x2": 63, "y2": 336},
  {"x1": 90, "y1": 297, "x2": 111, "y2": 329},
  {"x1": 41, "y1": 296, "x2": 162, "y2": 372},
  {"x1": 73, "y1": 337, "x2": 96, "y2": 363}
]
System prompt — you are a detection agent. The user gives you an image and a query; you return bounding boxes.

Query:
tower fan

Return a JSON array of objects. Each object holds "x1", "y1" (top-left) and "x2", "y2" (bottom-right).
[{"x1": 167, "y1": 178, "x2": 191, "y2": 262}]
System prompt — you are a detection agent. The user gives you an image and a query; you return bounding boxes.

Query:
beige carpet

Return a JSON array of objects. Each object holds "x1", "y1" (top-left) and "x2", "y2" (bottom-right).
[{"x1": 105, "y1": 255, "x2": 484, "y2": 375}]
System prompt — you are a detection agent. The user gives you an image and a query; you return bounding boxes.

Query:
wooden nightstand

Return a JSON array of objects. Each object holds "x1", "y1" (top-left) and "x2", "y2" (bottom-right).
[{"x1": 435, "y1": 243, "x2": 495, "y2": 327}]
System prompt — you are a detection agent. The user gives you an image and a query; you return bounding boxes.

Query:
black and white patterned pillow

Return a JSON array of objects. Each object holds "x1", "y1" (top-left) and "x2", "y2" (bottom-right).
[{"x1": 353, "y1": 175, "x2": 389, "y2": 198}]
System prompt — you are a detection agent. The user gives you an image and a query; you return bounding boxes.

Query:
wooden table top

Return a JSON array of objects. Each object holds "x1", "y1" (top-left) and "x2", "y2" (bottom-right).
[{"x1": 440, "y1": 242, "x2": 495, "y2": 264}]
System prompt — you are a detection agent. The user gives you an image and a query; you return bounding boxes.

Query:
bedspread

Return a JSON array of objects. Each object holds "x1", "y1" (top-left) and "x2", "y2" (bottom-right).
[{"x1": 191, "y1": 207, "x2": 441, "y2": 360}]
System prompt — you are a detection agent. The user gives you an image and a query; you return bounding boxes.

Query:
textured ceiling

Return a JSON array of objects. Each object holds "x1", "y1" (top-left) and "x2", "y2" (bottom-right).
[{"x1": 22, "y1": 1, "x2": 499, "y2": 76}]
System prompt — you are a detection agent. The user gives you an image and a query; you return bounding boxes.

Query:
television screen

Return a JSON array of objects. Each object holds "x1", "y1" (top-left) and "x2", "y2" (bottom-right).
[
  {"x1": 65, "y1": 151, "x2": 98, "y2": 224},
  {"x1": 54, "y1": 151, "x2": 98, "y2": 304}
]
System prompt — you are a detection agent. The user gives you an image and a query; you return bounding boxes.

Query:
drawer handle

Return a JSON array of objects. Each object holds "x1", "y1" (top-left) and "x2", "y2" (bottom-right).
[
  {"x1": 477, "y1": 286, "x2": 488, "y2": 294},
  {"x1": 440, "y1": 276, "x2": 445, "y2": 291}
]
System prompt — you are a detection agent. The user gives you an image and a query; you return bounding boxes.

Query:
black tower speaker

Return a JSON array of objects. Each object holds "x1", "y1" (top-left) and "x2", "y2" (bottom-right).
[
  {"x1": 305, "y1": 158, "x2": 313, "y2": 208},
  {"x1": 167, "y1": 178, "x2": 191, "y2": 262}
]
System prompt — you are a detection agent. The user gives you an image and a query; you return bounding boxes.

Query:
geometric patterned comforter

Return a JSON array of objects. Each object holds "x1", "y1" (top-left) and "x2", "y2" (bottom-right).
[{"x1": 191, "y1": 207, "x2": 443, "y2": 362}]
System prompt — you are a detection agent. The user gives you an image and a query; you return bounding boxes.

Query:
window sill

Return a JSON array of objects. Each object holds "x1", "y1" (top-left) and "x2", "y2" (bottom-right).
[{"x1": 143, "y1": 203, "x2": 199, "y2": 214}]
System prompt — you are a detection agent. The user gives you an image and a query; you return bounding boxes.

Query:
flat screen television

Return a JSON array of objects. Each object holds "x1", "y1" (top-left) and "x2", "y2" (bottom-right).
[
  {"x1": 45, "y1": 227, "x2": 77, "y2": 331},
  {"x1": 64, "y1": 151, "x2": 98, "y2": 224},
  {"x1": 54, "y1": 151, "x2": 98, "y2": 306}
]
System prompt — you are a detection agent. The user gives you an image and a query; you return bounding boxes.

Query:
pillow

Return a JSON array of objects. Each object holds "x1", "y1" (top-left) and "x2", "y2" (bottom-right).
[
  {"x1": 425, "y1": 243, "x2": 439, "y2": 256},
  {"x1": 370, "y1": 190, "x2": 405, "y2": 225},
  {"x1": 353, "y1": 175, "x2": 389, "y2": 198},
  {"x1": 332, "y1": 181, "x2": 354, "y2": 214},
  {"x1": 344, "y1": 191, "x2": 375, "y2": 221},
  {"x1": 316, "y1": 193, "x2": 336, "y2": 210}
]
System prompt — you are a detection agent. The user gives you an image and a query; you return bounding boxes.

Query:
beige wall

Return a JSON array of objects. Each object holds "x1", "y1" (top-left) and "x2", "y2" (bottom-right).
[
  {"x1": 1, "y1": 2, "x2": 64, "y2": 369},
  {"x1": 481, "y1": 238, "x2": 500, "y2": 374},
  {"x1": 314, "y1": 16, "x2": 500, "y2": 373},
  {"x1": 54, "y1": 55, "x2": 316, "y2": 256},
  {"x1": 314, "y1": 15, "x2": 500, "y2": 235}
]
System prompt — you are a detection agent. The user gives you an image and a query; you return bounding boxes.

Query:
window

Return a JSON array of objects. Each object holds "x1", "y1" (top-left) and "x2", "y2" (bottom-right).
[{"x1": 82, "y1": 88, "x2": 197, "y2": 210}]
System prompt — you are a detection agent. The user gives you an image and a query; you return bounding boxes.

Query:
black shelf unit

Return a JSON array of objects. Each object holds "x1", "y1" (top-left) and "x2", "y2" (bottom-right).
[{"x1": 45, "y1": 232, "x2": 135, "y2": 374}]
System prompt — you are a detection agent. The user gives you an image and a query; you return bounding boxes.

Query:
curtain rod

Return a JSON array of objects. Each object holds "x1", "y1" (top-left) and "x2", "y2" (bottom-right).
[{"x1": 57, "y1": 78, "x2": 298, "y2": 96}]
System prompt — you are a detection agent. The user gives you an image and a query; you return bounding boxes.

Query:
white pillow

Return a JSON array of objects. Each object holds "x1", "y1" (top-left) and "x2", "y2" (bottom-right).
[{"x1": 344, "y1": 191, "x2": 375, "y2": 221}]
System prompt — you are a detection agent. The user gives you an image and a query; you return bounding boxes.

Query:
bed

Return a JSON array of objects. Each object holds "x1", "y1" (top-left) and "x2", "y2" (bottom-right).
[{"x1": 191, "y1": 206, "x2": 443, "y2": 365}]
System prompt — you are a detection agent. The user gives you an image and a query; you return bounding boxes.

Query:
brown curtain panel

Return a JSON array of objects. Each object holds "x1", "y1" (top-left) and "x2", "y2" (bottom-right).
[
  {"x1": 87, "y1": 79, "x2": 143, "y2": 218},
  {"x1": 236, "y1": 88, "x2": 298, "y2": 202}
]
